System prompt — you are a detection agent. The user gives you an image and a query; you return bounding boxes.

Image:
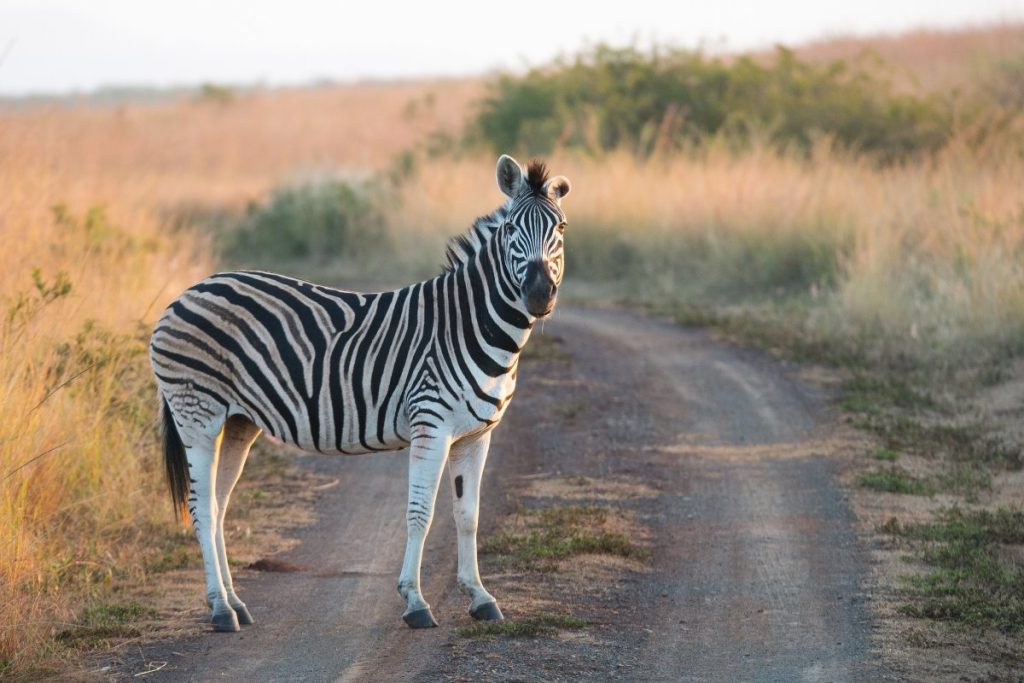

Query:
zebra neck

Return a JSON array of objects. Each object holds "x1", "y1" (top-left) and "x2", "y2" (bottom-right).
[
  {"x1": 437, "y1": 232, "x2": 534, "y2": 366},
  {"x1": 481, "y1": 220, "x2": 535, "y2": 341}
]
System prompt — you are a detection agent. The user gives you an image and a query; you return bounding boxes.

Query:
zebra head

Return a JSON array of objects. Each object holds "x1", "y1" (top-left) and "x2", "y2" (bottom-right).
[{"x1": 495, "y1": 155, "x2": 572, "y2": 319}]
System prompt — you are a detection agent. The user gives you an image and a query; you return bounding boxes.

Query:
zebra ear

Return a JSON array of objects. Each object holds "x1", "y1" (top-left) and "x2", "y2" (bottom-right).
[
  {"x1": 544, "y1": 175, "x2": 571, "y2": 202},
  {"x1": 496, "y1": 155, "x2": 525, "y2": 198}
]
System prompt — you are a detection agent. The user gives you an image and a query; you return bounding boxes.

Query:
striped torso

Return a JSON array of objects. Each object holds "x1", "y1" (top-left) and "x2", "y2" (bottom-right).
[{"x1": 150, "y1": 263, "x2": 533, "y2": 454}]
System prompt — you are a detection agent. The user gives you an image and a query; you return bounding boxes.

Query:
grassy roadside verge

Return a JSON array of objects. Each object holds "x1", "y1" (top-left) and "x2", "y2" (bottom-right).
[
  {"x1": 0, "y1": 196, "x2": 210, "y2": 678},
  {"x1": 629, "y1": 296, "x2": 1024, "y2": 678}
]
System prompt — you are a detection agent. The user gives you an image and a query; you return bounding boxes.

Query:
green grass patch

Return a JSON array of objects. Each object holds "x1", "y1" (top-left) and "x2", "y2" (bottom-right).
[
  {"x1": 849, "y1": 408, "x2": 1012, "y2": 497},
  {"x1": 856, "y1": 416, "x2": 1022, "y2": 474},
  {"x1": 858, "y1": 468, "x2": 934, "y2": 496},
  {"x1": 903, "y1": 629, "x2": 938, "y2": 648},
  {"x1": 56, "y1": 602, "x2": 158, "y2": 648},
  {"x1": 248, "y1": 446, "x2": 291, "y2": 479},
  {"x1": 570, "y1": 222, "x2": 847, "y2": 303},
  {"x1": 840, "y1": 373, "x2": 1022, "y2": 472},
  {"x1": 239, "y1": 487, "x2": 268, "y2": 503},
  {"x1": 458, "y1": 613, "x2": 588, "y2": 639},
  {"x1": 664, "y1": 302, "x2": 866, "y2": 367},
  {"x1": 882, "y1": 507, "x2": 1024, "y2": 632},
  {"x1": 480, "y1": 504, "x2": 647, "y2": 570},
  {"x1": 884, "y1": 507, "x2": 1024, "y2": 545}
]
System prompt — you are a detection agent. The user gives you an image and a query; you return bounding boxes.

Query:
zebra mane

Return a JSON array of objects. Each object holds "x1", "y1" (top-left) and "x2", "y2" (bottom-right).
[
  {"x1": 525, "y1": 160, "x2": 549, "y2": 196},
  {"x1": 441, "y1": 160, "x2": 549, "y2": 274},
  {"x1": 442, "y1": 205, "x2": 508, "y2": 273}
]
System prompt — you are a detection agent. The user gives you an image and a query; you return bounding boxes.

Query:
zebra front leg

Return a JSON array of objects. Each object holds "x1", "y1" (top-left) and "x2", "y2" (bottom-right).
[
  {"x1": 449, "y1": 432, "x2": 503, "y2": 621},
  {"x1": 185, "y1": 438, "x2": 239, "y2": 632},
  {"x1": 397, "y1": 430, "x2": 452, "y2": 628},
  {"x1": 213, "y1": 416, "x2": 262, "y2": 625}
]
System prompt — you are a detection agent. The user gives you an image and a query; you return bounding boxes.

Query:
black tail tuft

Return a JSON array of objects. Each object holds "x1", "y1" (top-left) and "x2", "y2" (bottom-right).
[{"x1": 162, "y1": 398, "x2": 189, "y2": 521}]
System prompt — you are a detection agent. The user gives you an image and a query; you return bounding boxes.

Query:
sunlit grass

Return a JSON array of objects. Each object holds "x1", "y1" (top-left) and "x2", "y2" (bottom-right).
[{"x1": 0, "y1": 169, "x2": 208, "y2": 670}]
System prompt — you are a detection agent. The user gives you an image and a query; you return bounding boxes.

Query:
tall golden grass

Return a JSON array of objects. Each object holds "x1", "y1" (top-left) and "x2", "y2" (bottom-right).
[{"x1": 0, "y1": 146, "x2": 211, "y2": 668}]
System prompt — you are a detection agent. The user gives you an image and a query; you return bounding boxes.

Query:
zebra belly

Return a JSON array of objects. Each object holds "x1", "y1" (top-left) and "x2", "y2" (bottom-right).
[
  {"x1": 290, "y1": 411, "x2": 411, "y2": 455},
  {"x1": 316, "y1": 437, "x2": 410, "y2": 456},
  {"x1": 228, "y1": 394, "x2": 411, "y2": 456},
  {"x1": 265, "y1": 427, "x2": 411, "y2": 456}
]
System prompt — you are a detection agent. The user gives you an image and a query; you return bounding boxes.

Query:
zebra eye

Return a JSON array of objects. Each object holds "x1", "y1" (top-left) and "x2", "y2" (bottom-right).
[{"x1": 556, "y1": 223, "x2": 566, "y2": 234}]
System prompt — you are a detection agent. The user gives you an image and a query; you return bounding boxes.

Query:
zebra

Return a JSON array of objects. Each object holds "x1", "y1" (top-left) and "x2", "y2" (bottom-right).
[{"x1": 150, "y1": 155, "x2": 571, "y2": 632}]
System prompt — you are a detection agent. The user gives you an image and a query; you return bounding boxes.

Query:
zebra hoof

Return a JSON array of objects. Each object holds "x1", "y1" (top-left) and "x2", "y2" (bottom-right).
[
  {"x1": 211, "y1": 609, "x2": 241, "y2": 632},
  {"x1": 233, "y1": 603, "x2": 255, "y2": 625},
  {"x1": 403, "y1": 607, "x2": 438, "y2": 629},
  {"x1": 469, "y1": 601, "x2": 504, "y2": 622}
]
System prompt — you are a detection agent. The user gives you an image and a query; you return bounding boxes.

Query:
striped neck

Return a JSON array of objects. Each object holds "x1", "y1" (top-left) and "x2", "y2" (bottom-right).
[{"x1": 436, "y1": 222, "x2": 534, "y2": 362}]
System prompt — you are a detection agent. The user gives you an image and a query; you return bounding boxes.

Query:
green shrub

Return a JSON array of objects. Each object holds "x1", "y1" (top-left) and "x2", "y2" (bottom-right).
[
  {"x1": 470, "y1": 45, "x2": 954, "y2": 160},
  {"x1": 196, "y1": 82, "x2": 236, "y2": 104},
  {"x1": 226, "y1": 180, "x2": 389, "y2": 267}
]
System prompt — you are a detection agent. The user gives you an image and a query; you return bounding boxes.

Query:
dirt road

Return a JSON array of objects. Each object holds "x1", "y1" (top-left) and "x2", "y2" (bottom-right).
[{"x1": 114, "y1": 306, "x2": 884, "y2": 682}]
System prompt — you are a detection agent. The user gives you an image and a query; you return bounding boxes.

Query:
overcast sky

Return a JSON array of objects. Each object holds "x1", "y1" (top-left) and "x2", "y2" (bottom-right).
[{"x1": 1, "y1": 0, "x2": 1021, "y2": 95}]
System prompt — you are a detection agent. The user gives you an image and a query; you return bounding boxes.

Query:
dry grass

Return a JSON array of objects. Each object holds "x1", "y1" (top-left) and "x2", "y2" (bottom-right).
[
  {"x1": 0, "y1": 78, "x2": 482, "y2": 212},
  {"x1": 0, "y1": 150, "x2": 211, "y2": 673}
]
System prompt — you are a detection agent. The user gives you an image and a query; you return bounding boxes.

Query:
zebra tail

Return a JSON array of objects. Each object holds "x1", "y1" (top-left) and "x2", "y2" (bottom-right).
[{"x1": 161, "y1": 398, "x2": 189, "y2": 521}]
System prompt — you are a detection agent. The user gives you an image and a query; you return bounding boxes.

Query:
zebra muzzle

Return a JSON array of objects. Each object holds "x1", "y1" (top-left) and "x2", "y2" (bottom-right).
[{"x1": 523, "y1": 261, "x2": 557, "y2": 317}]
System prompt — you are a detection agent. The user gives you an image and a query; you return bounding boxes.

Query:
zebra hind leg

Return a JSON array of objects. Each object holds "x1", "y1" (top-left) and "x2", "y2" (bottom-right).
[
  {"x1": 184, "y1": 432, "x2": 240, "y2": 632},
  {"x1": 214, "y1": 415, "x2": 262, "y2": 625}
]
